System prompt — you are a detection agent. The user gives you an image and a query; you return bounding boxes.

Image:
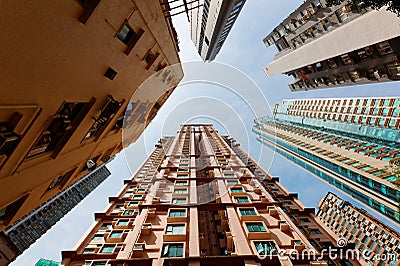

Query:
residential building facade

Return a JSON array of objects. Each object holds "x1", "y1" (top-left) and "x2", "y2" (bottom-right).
[
  {"x1": 317, "y1": 192, "x2": 400, "y2": 266},
  {"x1": 0, "y1": 164, "x2": 111, "y2": 265},
  {"x1": 0, "y1": 0, "x2": 183, "y2": 232},
  {"x1": 189, "y1": 0, "x2": 246, "y2": 61},
  {"x1": 263, "y1": 0, "x2": 400, "y2": 91},
  {"x1": 253, "y1": 97, "x2": 400, "y2": 225},
  {"x1": 61, "y1": 125, "x2": 358, "y2": 266}
]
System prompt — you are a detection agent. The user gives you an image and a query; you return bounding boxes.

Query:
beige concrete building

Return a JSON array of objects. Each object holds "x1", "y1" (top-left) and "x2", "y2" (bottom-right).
[
  {"x1": 0, "y1": 163, "x2": 112, "y2": 265},
  {"x1": 318, "y1": 192, "x2": 400, "y2": 266},
  {"x1": 253, "y1": 97, "x2": 400, "y2": 225},
  {"x1": 263, "y1": 0, "x2": 400, "y2": 91},
  {"x1": 0, "y1": 0, "x2": 183, "y2": 232},
  {"x1": 61, "y1": 125, "x2": 359, "y2": 266}
]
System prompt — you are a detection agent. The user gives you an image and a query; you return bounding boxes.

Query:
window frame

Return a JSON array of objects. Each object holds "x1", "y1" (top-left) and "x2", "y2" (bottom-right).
[
  {"x1": 246, "y1": 222, "x2": 267, "y2": 232},
  {"x1": 161, "y1": 243, "x2": 184, "y2": 258},
  {"x1": 165, "y1": 224, "x2": 185, "y2": 235}
]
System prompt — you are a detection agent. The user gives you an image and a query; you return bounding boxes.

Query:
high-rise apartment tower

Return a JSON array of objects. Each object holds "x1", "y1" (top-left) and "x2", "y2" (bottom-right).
[
  {"x1": 253, "y1": 97, "x2": 400, "y2": 224},
  {"x1": 61, "y1": 125, "x2": 360, "y2": 266},
  {"x1": 263, "y1": 0, "x2": 400, "y2": 91},
  {"x1": 317, "y1": 192, "x2": 400, "y2": 266},
  {"x1": 189, "y1": 0, "x2": 246, "y2": 61}
]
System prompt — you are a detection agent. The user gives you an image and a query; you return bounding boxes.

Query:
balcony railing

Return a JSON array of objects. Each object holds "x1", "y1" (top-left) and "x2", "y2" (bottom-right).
[
  {"x1": 85, "y1": 96, "x2": 122, "y2": 140},
  {"x1": 27, "y1": 99, "x2": 95, "y2": 159}
]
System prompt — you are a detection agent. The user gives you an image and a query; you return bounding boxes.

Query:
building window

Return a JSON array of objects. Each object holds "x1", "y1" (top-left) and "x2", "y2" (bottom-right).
[
  {"x1": 92, "y1": 235, "x2": 104, "y2": 241},
  {"x1": 376, "y1": 41, "x2": 393, "y2": 55},
  {"x1": 117, "y1": 24, "x2": 135, "y2": 44},
  {"x1": 161, "y1": 243, "x2": 184, "y2": 257},
  {"x1": 335, "y1": 5, "x2": 351, "y2": 22},
  {"x1": 143, "y1": 50, "x2": 160, "y2": 70},
  {"x1": 0, "y1": 115, "x2": 21, "y2": 158},
  {"x1": 155, "y1": 63, "x2": 166, "y2": 72},
  {"x1": 109, "y1": 231, "x2": 123, "y2": 238},
  {"x1": 239, "y1": 208, "x2": 256, "y2": 216},
  {"x1": 232, "y1": 1, "x2": 243, "y2": 11},
  {"x1": 43, "y1": 168, "x2": 77, "y2": 196},
  {"x1": 165, "y1": 224, "x2": 185, "y2": 235},
  {"x1": 116, "y1": 23, "x2": 144, "y2": 55},
  {"x1": 123, "y1": 210, "x2": 134, "y2": 215},
  {"x1": 77, "y1": 0, "x2": 102, "y2": 23},
  {"x1": 234, "y1": 197, "x2": 249, "y2": 203},
  {"x1": 100, "y1": 223, "x2": 112, "y2": 229},
  {"x1": 231, "y1": 188, "x2": 244, "y2": 193},
  {"x1": 83, "y1": 248, "x2": 95, "y2": 254},
  {"x1": 169, "y1": 209, "x2": 186, "y2": 217},
  {"x1": 91, "y1": 262, "x2": 107, "y2": 266},
  {"x1": 99, "y1": 245, "x2": 115, "y2": 253},
  {"x1": 246, "y1": 222, "x2": 266, "y2": 232},
  {"x1": 301, "y1": 218, "x2": 310, "y2": 223},
  {"x1": 254, "y1": 241, "x2": 278, "y2": 255},
  {"x1": 116, "y1": 220, "x2": 129, "y2": 226},
  {"x1": 175, "y1": 181, "x2": 188, "y2": 186},
  {"x1": 128, "y1": 201, "x2": 139, "y2": 207},
  {"x1": 85, "y1": 96, "x2": 121, "y2": 140},
  {"x1": 28, "y1": 101, "x2": 93, "y2": 158},
  {"x1": 386, "y1": 62, "x2": 400, "y2": 77},
  {"x1": 311, "y1": 229, "x2": 321, "y2": 235},
  {"x1": 172, "y1": 198, "x2": 186, "y2": 204},
  {"x1": 173, "y1": 189, "x2": 187, "y2": 194}
]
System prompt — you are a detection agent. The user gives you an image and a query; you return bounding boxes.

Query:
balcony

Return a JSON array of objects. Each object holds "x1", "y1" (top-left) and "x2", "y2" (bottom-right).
[
  {"x1": 85, "y1": 96, "x2": 122, "y2": 140},
  {"x1": 141, "y1": 223, "x2": 152, "y2": 235},
  {"x1": 148, "y1": 208, "x2": 156, "y2": 218},
  {"x1": 131, "y1": 243, "x2": 145, "y2": 258},
  {"x1": 0, "y1": 123, "x2": 20, "y2": 159},
  {"x1": 27, "y1": 100, "x2": 95, "y2": 159}
]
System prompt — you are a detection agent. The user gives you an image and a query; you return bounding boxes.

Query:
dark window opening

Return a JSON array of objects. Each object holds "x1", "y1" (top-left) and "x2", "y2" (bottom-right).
[
  {"x1": 0, "y1": 194, "x2": 29, "y2": 226},
  {"x1": 0, "y1": 113, "x2": 22, "y2": 158},
  {"x1": 27, "y1": 100, "x2": 94, "y2": 159},
  {"x1": 143, "y1": 50, "x2": 160, "y2": 70},
  {"x1": 43, "y1": 168, "x2": 77, "y2": 196},
  {"x1": 78, "y1": 0, "x2": 101, "y2": 24},
  {"x1": 117, "y1": 24, "x2": 135, "y2": 45},
  {"x1": 85, "y1": 96, "x2": 121, "y2": 139},
  {"x1": 117, "y1": 23, "x2": 144, "y2": 56},
  {"x1": 144, "y1": 52, "x2": 154, "y2": 63}
]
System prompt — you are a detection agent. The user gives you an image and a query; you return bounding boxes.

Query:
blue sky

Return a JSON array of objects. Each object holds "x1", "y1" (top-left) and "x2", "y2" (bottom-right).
[{"x1": 12, "y1": 1, "x2": 400, "y2": 264}]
